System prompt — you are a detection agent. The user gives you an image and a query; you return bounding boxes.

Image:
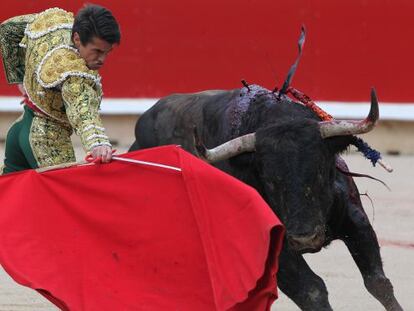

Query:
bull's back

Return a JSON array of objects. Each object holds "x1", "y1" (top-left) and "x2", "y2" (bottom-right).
[{"x1": 132, "y1": 89, "x2": 238, "y2": 154}]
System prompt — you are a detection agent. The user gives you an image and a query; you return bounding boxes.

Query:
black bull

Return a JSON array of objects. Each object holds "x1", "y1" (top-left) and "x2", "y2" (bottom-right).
[{"x1": 130, "y1": 85, "x2": 402, "y2": 310}]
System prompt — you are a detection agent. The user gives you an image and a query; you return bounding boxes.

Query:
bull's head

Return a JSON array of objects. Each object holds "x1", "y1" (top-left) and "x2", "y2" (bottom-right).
[{"x1": 196, "y1": 89, "x2": 379, "y2": 253}]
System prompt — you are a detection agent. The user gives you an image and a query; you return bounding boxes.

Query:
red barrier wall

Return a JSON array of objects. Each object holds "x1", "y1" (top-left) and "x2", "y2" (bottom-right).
[{"x1": 0, "y1": 1, "x2": 413, "y2": 102}]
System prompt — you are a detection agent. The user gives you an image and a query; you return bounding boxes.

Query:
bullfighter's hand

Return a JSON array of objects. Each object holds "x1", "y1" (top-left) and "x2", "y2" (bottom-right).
[{"x1": 91, "y1": 145, "x2": 112, "y2": 163}]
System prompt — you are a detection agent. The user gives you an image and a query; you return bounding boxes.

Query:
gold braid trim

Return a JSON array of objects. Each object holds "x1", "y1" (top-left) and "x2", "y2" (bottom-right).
[
  {"x1": 36, "y1": 45, "x2": 101, "y2": 88},
  {"x1": 24, "y1": 8, "x2": 74, "y2": 39}
]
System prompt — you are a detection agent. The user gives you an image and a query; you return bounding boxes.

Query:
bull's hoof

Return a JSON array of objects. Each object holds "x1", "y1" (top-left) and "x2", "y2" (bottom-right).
[{"x1": 365, "y1": 275, "x2": 403, "y2": 311}]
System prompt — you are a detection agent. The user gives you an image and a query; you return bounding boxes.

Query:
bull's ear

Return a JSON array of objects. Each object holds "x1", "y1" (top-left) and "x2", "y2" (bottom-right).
[{"x1": 324, "y1": 136, "x2": 354, "y2": 155}]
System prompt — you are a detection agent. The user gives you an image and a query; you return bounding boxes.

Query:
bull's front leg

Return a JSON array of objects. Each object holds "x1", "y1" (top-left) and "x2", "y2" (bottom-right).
[
  {"x1": 278, "y1": 244, "x2": 332, "y2": 310},
  {"x1": 341, "y1": 186, "x2": 403, "y2": 310}
]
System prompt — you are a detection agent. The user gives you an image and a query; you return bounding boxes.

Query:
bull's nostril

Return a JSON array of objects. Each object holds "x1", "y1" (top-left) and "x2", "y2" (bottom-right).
[{"x1": 287, "y1": 230, "x2": 325, "y2": 252}]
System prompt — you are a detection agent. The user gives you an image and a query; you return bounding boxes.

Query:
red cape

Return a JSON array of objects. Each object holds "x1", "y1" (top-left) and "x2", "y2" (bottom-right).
[{"x1": 0, "y1": 146, "x2": 284, "y2": 311}]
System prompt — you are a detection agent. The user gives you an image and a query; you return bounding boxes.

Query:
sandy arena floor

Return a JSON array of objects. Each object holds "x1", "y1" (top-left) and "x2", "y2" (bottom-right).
[{"x1": 0, "y1": 146, "x2": 412, "y2": 310}]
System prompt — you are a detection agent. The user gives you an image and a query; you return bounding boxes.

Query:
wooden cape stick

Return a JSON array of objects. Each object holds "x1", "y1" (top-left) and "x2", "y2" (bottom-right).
[{"x1": 35, "y1": 157, "x2": 182, "y2": 173}]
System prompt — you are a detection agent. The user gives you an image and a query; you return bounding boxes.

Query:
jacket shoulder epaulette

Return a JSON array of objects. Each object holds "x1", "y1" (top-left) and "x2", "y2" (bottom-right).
[
  {"x1": 25, "y1": 8, "x2": 73, "y2": 39},
  {"x1": 37, "y1": 45, "x2": 101, "y2": 88}
]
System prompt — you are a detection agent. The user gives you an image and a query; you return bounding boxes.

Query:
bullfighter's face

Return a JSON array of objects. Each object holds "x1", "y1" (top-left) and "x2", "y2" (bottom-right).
[{"x1": 73, "y1": 32, "x2": 115, "y2": 70}]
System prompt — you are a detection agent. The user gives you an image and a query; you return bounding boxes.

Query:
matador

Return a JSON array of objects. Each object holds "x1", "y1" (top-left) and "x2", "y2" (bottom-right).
[{"x1": 0, "y1": 5, "x2": 121, "y2": 174}]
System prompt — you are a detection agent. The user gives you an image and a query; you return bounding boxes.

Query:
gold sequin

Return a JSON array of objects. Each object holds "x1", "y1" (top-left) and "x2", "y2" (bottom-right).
[
  {"x1": 53, "y1": 54, "x2": 62, "y2": 62},
  {"x1": 67, "y1": 53, "x2": 76, "y2": 61},
  {"x1": 38, "y1": 42, "x2": 49, "y2": 55},
  {"x1": 31, "y1": 23, "x2": 43, "y2": 31},
  {"x1": 71, "y1": 83, "x2": 81, "y2": 94},
  {"x1": 51, "y1": 36, "x2": 60, "y2": 45}
]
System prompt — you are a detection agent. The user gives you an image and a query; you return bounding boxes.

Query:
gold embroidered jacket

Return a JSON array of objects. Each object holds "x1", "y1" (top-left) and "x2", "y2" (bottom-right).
[{"x1": 0, "y1": 8, "x2": 111, "y2": 151}]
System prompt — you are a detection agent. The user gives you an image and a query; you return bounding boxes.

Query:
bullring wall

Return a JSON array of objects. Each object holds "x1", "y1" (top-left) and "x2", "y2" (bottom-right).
[{"x1": 0, "y1": 1, "x2": 413, "y2": 153}]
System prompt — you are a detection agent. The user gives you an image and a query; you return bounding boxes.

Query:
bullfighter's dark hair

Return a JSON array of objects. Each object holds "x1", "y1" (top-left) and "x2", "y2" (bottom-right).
[{"x1": 72, "y1": 4, "x2": 121, "y2": 45}]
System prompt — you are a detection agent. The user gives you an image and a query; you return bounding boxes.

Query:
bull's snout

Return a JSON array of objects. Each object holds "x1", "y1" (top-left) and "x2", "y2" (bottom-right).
[{"x1": 287, "y1": 228, "x2": 325, "y2": 253}]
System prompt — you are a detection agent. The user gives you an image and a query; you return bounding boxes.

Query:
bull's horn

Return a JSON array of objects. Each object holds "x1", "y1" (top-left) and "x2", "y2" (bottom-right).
[
  {"x1": 197, "y1": 133, "x2": 256, "y2": 163},
  {"x1": 378, "y1": 158, "x2": 393, "y2": 173},
  {"x1": 319, "y1": 88, "x2": 379, "y2": 138}
]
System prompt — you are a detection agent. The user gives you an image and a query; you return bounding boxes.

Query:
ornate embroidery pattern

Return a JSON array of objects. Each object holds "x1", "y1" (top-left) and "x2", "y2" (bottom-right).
[
  {"x1": 22, "y1": 30, "x2": 100, "y2": 126},
  {"x1": 62, "y1": 76, "x2": 109, "y2": 151},
  {"x1": 36, "y1": 45, "x2": 101, "y2": 88},
  {"x1": 23, "y1": 83, "x2": 63, "y2": 122},
  {"x1": 22, "y1": 25, "x2": 73, "y2": 123},
  {"x1": 29, "y1": 115, "x2": 76, "y2": 168},
  {"x1": 2, "y1": 7, "x2": 110, "y2": 159},
  {"x1": 82, "y1": 125, "x2": 106, "y2": 133},
  {"x1": 0, "y1": 14, "x2": 35, "y2": 83},
  {"x1": 24, "y1": 8, "x2": 74, "y2": 39},
  {"x1": 86, "y1": 134, "x2": 109, "y2": 141}
]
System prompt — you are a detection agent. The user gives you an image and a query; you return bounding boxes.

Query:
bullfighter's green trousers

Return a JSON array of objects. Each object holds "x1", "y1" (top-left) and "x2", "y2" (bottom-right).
[
  {"x1": 1, "y1": 105, "x2": 39, "y2": 174},
  {"x1": 1, "y1": 105, "x2": 76, "y2": 175}
]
